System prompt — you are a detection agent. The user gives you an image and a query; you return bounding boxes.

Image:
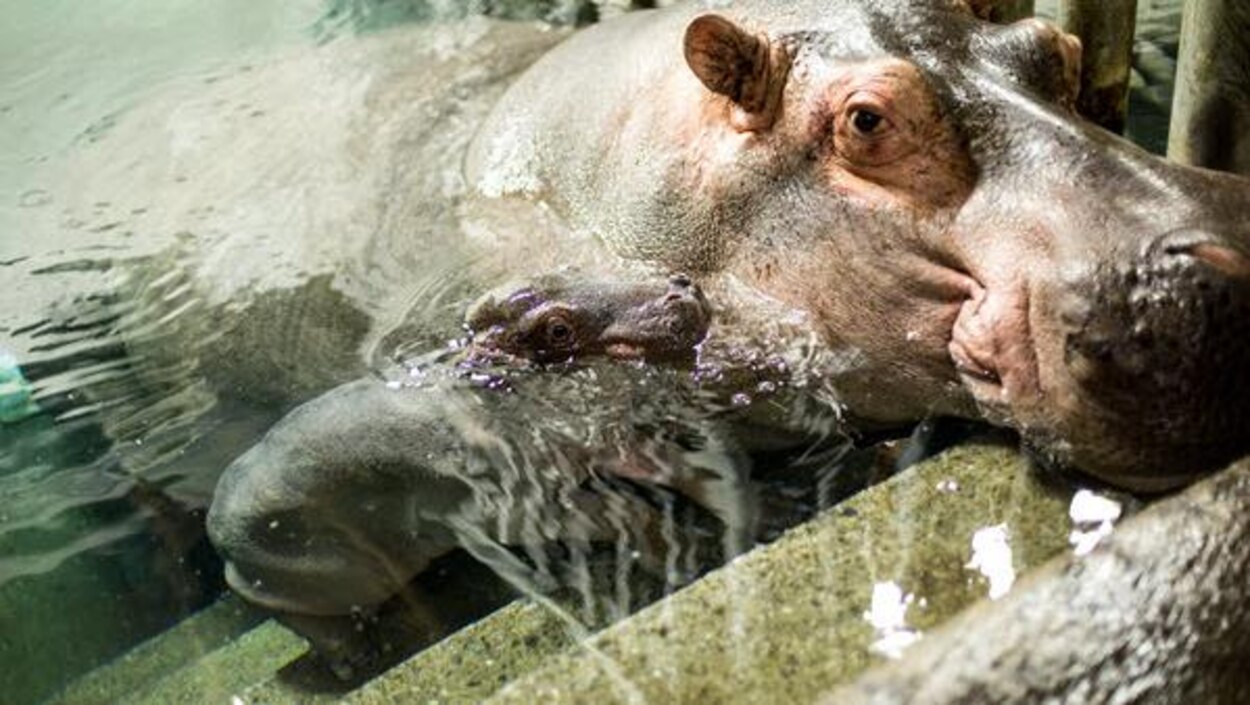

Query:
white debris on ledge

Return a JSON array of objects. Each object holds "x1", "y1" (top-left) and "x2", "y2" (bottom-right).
[
  {"x1": 1068, "y1": 489, "x2": 1124, "y2": 557},
  {"x1": 966, "y1": 523, "x2": 1016, "y2": 600},
  {"x1": 864, "y1": 581, "x2": 922, "y2": 659}
]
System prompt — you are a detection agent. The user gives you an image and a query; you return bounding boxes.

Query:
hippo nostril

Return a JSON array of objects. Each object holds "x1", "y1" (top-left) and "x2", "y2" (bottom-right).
[
  {"x1": 669, "y1": 273, "x2": 692, "y2": 288},
  {"x1": 1182, "y1": 242, "x2": 1250, "y2": 279}
]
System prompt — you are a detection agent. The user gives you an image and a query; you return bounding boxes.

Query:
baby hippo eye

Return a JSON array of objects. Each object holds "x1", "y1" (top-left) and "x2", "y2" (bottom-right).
[
  {"x1": 545, "y1": 316, "x2": 574, "y2": 345},
  {"x1": 851, "y1": 108, "x2": 884, "y2": 135}
]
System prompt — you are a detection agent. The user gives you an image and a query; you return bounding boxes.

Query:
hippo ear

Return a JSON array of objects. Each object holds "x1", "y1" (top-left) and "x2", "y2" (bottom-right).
[{"x1": 683, "y1": 14, "x2": 790, "y2": 131}]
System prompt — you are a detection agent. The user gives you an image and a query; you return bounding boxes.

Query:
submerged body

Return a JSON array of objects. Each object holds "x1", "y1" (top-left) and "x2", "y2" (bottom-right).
[{"x1": 208, "y1": 270, "x2": 817, "y2": 663}]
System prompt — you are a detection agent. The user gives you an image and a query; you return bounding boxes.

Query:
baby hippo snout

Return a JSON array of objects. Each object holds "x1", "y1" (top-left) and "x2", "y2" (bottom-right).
[
  {"x1": 1051, "y1": 235, "x2": 1250, "y2": 489},
  {"x1": 467, "y1": 271, "x2": 712, "y2": 365}
]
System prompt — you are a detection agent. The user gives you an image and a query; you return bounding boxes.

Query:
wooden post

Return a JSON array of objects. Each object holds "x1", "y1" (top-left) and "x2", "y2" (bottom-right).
[
  {"x1": 1060, "y1": 0, "x2": 1138, "y2": 133},
  {"x1": 1169, "y1": 0, "x2": 1250, "y2": 175}
]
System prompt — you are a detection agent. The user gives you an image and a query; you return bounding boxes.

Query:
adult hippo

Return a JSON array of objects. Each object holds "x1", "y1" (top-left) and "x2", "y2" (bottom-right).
[{"x1": 461, "y1": 0, "x2": 1250, "y2": 490}]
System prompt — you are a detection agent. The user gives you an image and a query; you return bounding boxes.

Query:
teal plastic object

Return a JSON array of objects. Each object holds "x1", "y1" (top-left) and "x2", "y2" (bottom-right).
[{"x1": 0, "y1": 350, "x2": 40, "y2": 424}]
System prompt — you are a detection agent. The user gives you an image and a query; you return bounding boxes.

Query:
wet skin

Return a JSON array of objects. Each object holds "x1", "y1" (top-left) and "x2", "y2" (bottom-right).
[
  {"x1": 463, "y1": 271, "x2": 711, "y2": 365},
  {"x1": 207, "y1": 271, "x2": 767, "y2": 666},
  {"x1": 465, "y1": 0, "x2": 1250, "y2": 491},
  {"x1": 208, "y1": 0, "x2": 1250, "y2": 669}
]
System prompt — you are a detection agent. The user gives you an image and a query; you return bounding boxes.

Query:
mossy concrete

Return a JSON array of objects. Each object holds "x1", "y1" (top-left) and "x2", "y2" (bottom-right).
[
  {"x1": 461, "y1": 440, "x2": 1083, "y2": 705},
  {"x1": 43, "y1": 440, "x2": 1121, "y2": 705},
  {"x1": 43, "y1": 595, "x2": 263, "y2": 705},
  {"x1": 345, "y1": 600, "x2": 574, "y2": 705},
  {"x1": 130, "y1": 619, "x2": 307, "y2": 705},
  {"x1": 824, "y1": 458, "x2": 1250, "y2": 704}
]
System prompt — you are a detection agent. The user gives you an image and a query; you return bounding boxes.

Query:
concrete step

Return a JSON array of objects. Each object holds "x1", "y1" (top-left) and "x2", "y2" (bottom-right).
[
  {"x1": 46, "y1": 595, "x2": 270, "y2": 705},
  {"x1": 50, "y1": 440, "x2": 1093, "y2": 705},
  {"x1": 342, "y1": 600, "x2": 573, "y2": 705},
  {"x1": 130, "y1": 619, "x2": 308, "y2": 705},
  {"x1": 481, "y1": 441, "x2": 1081, "y2": 705}
]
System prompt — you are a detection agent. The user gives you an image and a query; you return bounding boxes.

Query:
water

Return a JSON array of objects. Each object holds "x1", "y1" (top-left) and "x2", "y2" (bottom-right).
[
  {"x1": 0, "y1": 1, "x2": 1180, "y2": 702},
  {"x1": 0, "y1": 3, "x2": 595, "y2": 701}
]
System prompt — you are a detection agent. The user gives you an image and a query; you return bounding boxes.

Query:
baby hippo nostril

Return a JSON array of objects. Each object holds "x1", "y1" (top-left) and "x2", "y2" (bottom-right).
[{"x1": 669, "y1": 273, "x2": 693, "y2": 288}]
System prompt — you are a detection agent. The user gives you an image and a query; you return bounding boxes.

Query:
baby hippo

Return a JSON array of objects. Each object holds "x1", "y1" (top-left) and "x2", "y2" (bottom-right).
[
  {"x1": 207, "y1": 270, "x2": 717, "y2": 674},
  {"x1": 462, "y1": 271, "x2": 711, "y2": 365}
]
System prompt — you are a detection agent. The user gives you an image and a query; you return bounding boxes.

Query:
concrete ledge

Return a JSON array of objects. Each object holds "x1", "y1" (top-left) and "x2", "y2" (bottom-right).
[
  {"x1": 133, "y1": 619, "x2": 307, "y2": 705},
  {"x1": 479, "y1": 441, "x2": 1078, "y2": 704},
  {"x1": 824, "y1": 459, "x2": 1250, "y2": 705},
  {"x1": 45, "y1": 596, "x2": 263, "y2": 705},
  {"x1": 346, "y1": 600, "x2": 573, "y2": 704}
]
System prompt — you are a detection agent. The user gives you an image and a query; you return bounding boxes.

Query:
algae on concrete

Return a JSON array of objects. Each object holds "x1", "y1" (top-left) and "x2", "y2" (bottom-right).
[
  {"x1": 479, "y1": 441, "x2": 1080, "y2": 705},
  {"x1": 43, "y1": 595, "x2": 263, "y2": 705},
  {"x1": 345, "y1": 600, "x2": 574, "y2": 705},
  {"x1": 824, "y1": 459, "x2": 1250, "y2": 705},
  {"x1": 131, "y1": 620, "x2": 307, "y2": 705}
]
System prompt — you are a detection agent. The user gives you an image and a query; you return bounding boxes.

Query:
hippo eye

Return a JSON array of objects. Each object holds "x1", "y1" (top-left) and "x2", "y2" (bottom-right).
[
  {"x1": 545, "y1": 317, "x2": 574, "y2": 345},
  {"x1": 851, "y1": 109, "x2": 884, "y2": 135}
]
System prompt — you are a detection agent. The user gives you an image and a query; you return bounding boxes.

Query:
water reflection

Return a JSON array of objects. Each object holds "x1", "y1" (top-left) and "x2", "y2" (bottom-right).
[{"x1": 205, "y1": 301, "x2": 888, "y2": 679}]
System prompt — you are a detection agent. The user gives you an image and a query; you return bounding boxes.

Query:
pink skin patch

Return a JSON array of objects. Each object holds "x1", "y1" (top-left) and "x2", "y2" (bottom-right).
[
  {"x1": 949, "y1": 280, "x2": 1042, "y2": 415},
  {"x1": 1187, "y1": 242, "x2": 1250, "y2": 279}
]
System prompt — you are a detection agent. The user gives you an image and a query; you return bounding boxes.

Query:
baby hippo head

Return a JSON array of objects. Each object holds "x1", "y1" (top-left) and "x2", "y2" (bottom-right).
[{"x1": 465, "y1": 272, "x2": 712, "y2": 365}]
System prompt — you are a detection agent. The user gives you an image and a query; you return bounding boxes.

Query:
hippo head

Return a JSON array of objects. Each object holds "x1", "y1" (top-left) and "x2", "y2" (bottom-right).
[
  {"x1": 465, "y1": 272, "x2": 711, "y2": 365},
  {"x1": 661, "y1": 1, "x2": 1250, "y2": 490}
]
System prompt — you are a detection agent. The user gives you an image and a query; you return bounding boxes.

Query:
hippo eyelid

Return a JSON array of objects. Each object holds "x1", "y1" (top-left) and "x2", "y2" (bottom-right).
[{"x1": 520, "y1": 302, "x2": 582, "y2": 338}]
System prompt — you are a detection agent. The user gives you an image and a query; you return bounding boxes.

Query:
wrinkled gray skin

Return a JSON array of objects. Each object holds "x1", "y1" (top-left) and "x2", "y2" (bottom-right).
[
  {"x1": 207, "y1": 272, "x2": 767, "y2": 665},
  {"x1": 465, "y1": 271, "x2": 711, "y2": 364},
  {"x1": 209, "y1": 274, "x2": 711, "y2": 614}
]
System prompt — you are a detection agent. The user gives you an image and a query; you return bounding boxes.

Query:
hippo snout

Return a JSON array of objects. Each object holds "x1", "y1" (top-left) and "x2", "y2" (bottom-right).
[{"x1": 1044, "y1": 233, "x2": 1250, "y2": 489}]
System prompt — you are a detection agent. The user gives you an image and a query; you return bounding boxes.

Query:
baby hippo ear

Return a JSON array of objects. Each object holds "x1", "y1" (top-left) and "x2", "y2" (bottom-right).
[{"x1": 683, "y1": 14, "x2": 790, "y2": 131}]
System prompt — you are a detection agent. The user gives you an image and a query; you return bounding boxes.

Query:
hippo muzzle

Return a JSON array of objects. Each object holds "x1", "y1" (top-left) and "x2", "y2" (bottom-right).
[
  {"x1": 954, "y1": 120, "x2": 1250, "y2": 490},
  {"x1": 1046, "y1": 232, "x2": 1250, "y2": 489}
]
